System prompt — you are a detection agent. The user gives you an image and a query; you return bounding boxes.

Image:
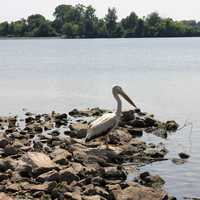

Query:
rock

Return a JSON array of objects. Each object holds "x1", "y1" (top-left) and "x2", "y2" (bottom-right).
[
  {"x1": 37, "y1": 170, "x2": 60, "y2": 183},
  {"x1": 148, "y1": 128, "x2": 168, "y2": 139},
  {"x1": 21, "y1": 182, "x2": 49, "y2": 192},
  {"x1": 171, "y1": 158, "x2": 187, "y2": 165},
  {"x1": 25, "y1": 112, "x2": 33, "y2": 116},
  {"x1": 83, "y1": 195, "x2": 102, "y2": 200},
  {"x1": 86, "y1": 149, "x2": 123, "y2": 166},
  {"x1": 59, "y1": 168, "x2": 80, "y2": 184},
  {"x1": 108, "y1": 129, "x2": 132, "y2": 145},
  {"x1": 144, "y1": 148, "x2": 166, "y2": 159},
  {"x1": 91, "y1": 176, "x2": 106, "y2": 187},
  {"x1": 0, "y1": 173, "x2": 10, "y2": 181},
  {"x1": 0, "y1": 134, "x2": 9, "y2": 148},
  {"x1": 35, "y1": 114, "x2": 42, "y2": 121},
  {"x1": 32, "y1": 191, "x2": 44, "y2": 198},
  {"x1": 6, "y1": 182, "x2": 20, "y2": 192},
  {"x1": 120, "y1": 139, "x2": 146, "y2": 158},
  {"x1": 139, "y1": 172, "x2": 165, "y2": 189},
  {"x1": 13, "y1": 139, "x2": 26, "y2": 148},
  {"x1": 144, "y1": 116, "x2": 157, "y2": 127},
  {"x1": 15, "y1": 160, "x2": 32, "y2": 177},
  {"x1": 83, "y1": 184, "x2": 109, "y2": 199},
  {"x1": 129, "y1": 139, "x2": 146, "y2": 147},
  {"x1": 34, "y1": 125, "x2": 43, "y2": 133},
  {"x1": 69, "y1": 108, "x2": 108, "y2": 117},
  {"x1": 25, "y1": 117, "x2": 35, "y2": 124},
  {"x1": 90, "y1": 107, "x2": 110, "y2": 116},
  {"x1": 5, "y1": 128, "x2": 16, "y2": 134},
  {"x1": 54, "y1": 113, "x2": 68, "y2": 127},
  {"x1": 8, "y1": 117, "x2": 17, "y2": 128},
  {"x1": 23, "y1": 152, "x2": 57, "y2": 175},
  {"x1": 54, "y1": 113, "x2": 67, "y2": 120},
  {"x1": 178, "y1": 152, "x2": 190, "y2": 159},
  {"x1": 51, "y1": 148, "x2": 72, "y2": 165},
  {"x1": 69, "y1": 123, "x2": 88, "y2": 139},
  {"x1": 69, "y1": 109, "x2": 89, "y2": 117},
  {"x1": 165, "y1": 121, "x2": 179, "y2": 131},
  {"x1": 4, "y1": 145, "x2": 19, "y2": 156},
  {"x1": 0, "y1": 193, "x2": 14, "y2": 200},
  {"x1": 44, "y1": 122, "x2": 54, "y2": 130},
  {"x1": 128, "y1": 119, "x2": 146, "y2": 128},
  {"x1": 64, "y1": 191, "x2": 82, "y2": 200},
  {"x1": 102, "y1": 166, "x2": 127, "y2": 180},
  {"x1": 70, "y1": 162, "x2": 89, "y2": 176},
  {"x1": 121, "y1": 110, "x2": 135, "y2": 123},
  {"x1": 127, "y1": 128, "x2": 143, "y2": 137},
  {"x1": 111, "y1": 182, "x2": 167, "y2": 200},
  {"x1": 48, "y1": 130, "x2": 60, "y2": 136},
  {"x1": 0, "y1": 159, "x2": 14, "y2": 172}
]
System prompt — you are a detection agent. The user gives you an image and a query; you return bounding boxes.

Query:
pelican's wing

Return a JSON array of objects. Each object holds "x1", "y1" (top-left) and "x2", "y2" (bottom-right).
[
  {"x1": 89, "y1": 113, "x2": 115, "y2": 128},
  {"x1": 86, "y1": 113, "x2": 117, "y2": 142}
]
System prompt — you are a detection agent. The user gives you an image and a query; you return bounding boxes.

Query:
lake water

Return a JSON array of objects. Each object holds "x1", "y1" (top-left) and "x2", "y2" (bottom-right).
[{"x1": 0, "y1": 38, "x2": 200, "y2": 199}]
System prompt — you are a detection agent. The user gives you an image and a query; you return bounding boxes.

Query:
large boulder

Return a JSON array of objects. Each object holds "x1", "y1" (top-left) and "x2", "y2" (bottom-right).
[
  {"x1": 111, "y1": 182, "x2": 167, "y2": 200},
  {"x1": 0, "y1": 193, "x2": 14, "y2": 200},
  {"x1": 108, "y1": 129, "x2": 132, "y2": 145},
  {"x1": 23, "y1": 152, "x2": 57, "y2": 175}
]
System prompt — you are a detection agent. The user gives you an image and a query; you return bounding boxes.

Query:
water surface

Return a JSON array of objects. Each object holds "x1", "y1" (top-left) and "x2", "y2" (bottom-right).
[{"x1": 0, "y1": 38, "x2": 200, "y2": 199}]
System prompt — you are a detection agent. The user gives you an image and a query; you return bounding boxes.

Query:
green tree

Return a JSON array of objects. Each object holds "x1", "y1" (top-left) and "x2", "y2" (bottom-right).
[
  {"x1": 34, "y1": 21, "x2": 56, "y2": 37},
  {"x1": 134, "y1": 18, "x2": 145, "y2": 37},
  {"x1": 10, "y1": 19, "x2": 27, "y2": 36},
  {"x1": 96, "y1": 19, "x2": 107, "y2": 37},
  {"x1": 62, "y1": 22, "x2": 79, "y2": 37},
  {"x1": 145, "y1": 12, "x2": 162, "y2": 36},
  {"x1": 27, "y1": 15, "x2": 56, "y2": 37},
  {"x1": 27, "y1": 14, "x2": 46, "y2": 31},
  {"x1": 82, "y1": 5, "x2": 98, "y2": 37},
  {"x1": 121, "y1": 12, "x2": 138, "y2": 30},
  {"x1": 53, "y1": 5, "x2": 73, "y2": 33},
  {"x1": 105, "y1": 8, "x2": 117, "y2": 37},
  {"x1": 53, "y1": 4, "x2": 85, "y2": 34},
  {"x1": 1, "y1": 4, "x2": 200, "y2": 38},
  {"x1": 0, "y1": 22, "x2": 9, "y2": 36},
  {"x1": 121, "y1": 12, "x2": 139, "y2": 37}
]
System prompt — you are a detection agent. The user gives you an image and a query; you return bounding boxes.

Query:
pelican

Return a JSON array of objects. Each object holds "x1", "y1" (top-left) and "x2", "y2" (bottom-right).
[{"x1": 85, "y1": 85, "x2": 137, "y2": 146}]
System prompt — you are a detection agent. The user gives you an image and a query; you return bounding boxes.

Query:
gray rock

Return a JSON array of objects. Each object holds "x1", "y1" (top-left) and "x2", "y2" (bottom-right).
[
  {"x1": 51, "y1": 148, "x2": 71, "y2": 165},
  {"x1": 4, "y1": 145, "x2": 19, "y2": 156},
  {"x1": 102, "y1": 166, "x2": 127, "y2": 180},
  {"x1": 178, "y1": 152, "x2": 190, "y2": 159},
  {"x1": 23, "y1": 152, "x2": 57, "y2": 175},
  {"x1": 0, "y1": 192, "x2": 14, "y2": 200},
  {"x1": 128, "y1": 119, "x2": 146, "y2": 128},
  {"x1": 0, "y1": 135, "x2": 9, "y2": 148},
  {"x1": 37, "y1": 170, "x2": 60, "y2": 182},
  {"x1": 172, "y1": 158, "x2": 187, "y2": 165},
  {"x1": 59, "y1": 168, "x2": 80, "y2": 184}
]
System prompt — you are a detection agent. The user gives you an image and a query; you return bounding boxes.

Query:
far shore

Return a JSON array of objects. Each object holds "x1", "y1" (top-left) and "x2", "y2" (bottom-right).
[{"x1": 0, "y1": 36, "x2": 200, "y2": 40}]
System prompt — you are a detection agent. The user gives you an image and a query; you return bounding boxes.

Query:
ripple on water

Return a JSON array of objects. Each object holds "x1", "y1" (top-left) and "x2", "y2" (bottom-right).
[{"x1": 141, "y1": 126, "x2": 200, "y2": 199}]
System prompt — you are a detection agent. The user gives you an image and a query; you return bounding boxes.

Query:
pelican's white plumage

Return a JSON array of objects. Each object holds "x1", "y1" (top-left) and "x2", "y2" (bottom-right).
[
  {"x1": 85, "y1": 113, "x2": 119, "y2": 142},
  {"x1": 85, "y1": 85, "x2": 137, "y2": 143}
]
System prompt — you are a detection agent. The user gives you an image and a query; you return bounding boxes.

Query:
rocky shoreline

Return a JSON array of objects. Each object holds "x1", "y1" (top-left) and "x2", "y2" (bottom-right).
[{"x1": 0, "y1": 107, "x2": 179, "y2": 200}]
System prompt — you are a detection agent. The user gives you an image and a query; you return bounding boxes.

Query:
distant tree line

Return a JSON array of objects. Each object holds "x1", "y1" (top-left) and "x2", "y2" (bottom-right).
[{"x1": 0, "y1": 4, "x2": 200, "y2": 38}]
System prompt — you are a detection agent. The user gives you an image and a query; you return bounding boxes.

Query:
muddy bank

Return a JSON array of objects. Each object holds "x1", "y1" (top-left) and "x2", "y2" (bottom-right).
[{"x1": 0, "y1": 108, "x2": 179, "y2": 200}]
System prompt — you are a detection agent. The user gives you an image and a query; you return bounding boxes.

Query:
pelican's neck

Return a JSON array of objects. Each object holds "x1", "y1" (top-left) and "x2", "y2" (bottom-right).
[{"x1": 113, "y1": 90, "x2": 122, "y2": 117}]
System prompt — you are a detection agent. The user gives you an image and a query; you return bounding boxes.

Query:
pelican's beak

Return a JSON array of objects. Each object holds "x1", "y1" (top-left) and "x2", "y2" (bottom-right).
[{"x1": 120, "y1": 90, "x2": 137, "y2": 108}]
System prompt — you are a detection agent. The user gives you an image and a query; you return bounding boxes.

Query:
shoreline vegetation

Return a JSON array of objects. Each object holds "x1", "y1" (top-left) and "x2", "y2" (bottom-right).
[
  {"x1": 0, "y1": 107, "x2": 180, "y2": 199},
  {"x1": 0, "y1": 4, "x2": 200, "y2": 39}
]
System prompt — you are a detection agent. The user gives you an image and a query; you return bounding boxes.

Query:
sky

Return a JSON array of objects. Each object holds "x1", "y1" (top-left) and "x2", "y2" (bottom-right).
[{"x1": 0, "y1": 0, "x2": 200, "y2": 22}]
